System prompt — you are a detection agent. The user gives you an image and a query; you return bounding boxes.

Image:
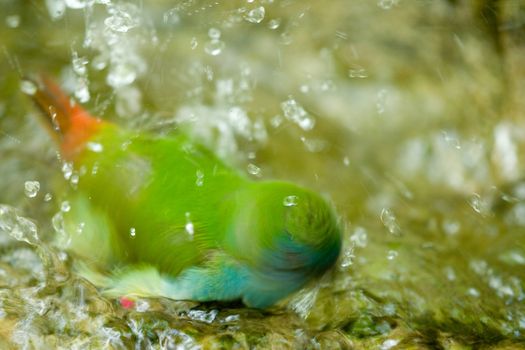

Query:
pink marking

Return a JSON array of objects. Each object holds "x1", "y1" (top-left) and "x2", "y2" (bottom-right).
[{"x1": 119, "y1": 297, "x2": 135, "y2": 309}]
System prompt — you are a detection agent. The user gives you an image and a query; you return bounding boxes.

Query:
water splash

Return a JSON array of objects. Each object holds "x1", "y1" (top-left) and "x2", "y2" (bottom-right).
[{"x1": 0, "y1": 205, "x2": 40, "y2": 245}]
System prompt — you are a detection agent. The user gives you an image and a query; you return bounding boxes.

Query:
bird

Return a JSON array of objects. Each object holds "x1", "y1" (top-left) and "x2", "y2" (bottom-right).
[{"x1": 26, "y1": 76, "x2": 342, "y2": 309}]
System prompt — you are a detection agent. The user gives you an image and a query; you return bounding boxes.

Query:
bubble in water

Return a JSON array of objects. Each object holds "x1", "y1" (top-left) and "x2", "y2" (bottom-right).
[
  {"x1": 61, "y1": 201, "x2": 71, "y2": 212},
  {"x1": 283, "y1": 195, "x2": 299, "y2": 207},
  {"x1": 104, "y1": 4, "x2": 141, "y2": 33},
  {"x1": 244, "y1": 6, "x2": 265, "y2": 23},
  {"x1": 20, "y1": 80, "x2": 37, "y2": 95},
  {"x1": 204, "y1": 39, "x2": 225, "y2": 56},
  {"x1": 64, "y1": 0, "x2": 88, "y2": 9},
  {"x1": 0, "y1": 205, "x2": 40, "y2": 245},
  {"x1": 24, "y1": 181, "x2": 40, "y2": 198},
  {"x1": 247, "y1": 163, "x2": 261, "y2": 176},
  {"x1": 130, "y1": 227, "x2": 136, "y2": 237},
  {"x1": 380, "y1": 208, "x2": 401, "y2": 235},
  {"x1": 45, "y1": 0, "x2": 66, "y2": 20},
  {"x1": 281, "y1": 97, "x2": 315, "y2": 131},
  {"x1": 6, "y1": 15, "x2": 20, "y2": 28}
]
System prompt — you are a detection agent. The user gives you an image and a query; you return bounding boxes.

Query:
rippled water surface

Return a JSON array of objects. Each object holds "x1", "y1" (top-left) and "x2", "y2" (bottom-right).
[{"x1": 1, "y1": 0, "x2": 525, "y2": 349}]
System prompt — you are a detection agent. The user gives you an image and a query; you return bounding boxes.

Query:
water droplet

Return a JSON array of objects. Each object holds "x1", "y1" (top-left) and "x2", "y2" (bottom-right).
[
  {"x1": 0, "y1": 205, "x2": 40, "y2": 245},
  {"x1": 340, "y1": 246, "x2": 355, "y2": 268},
  {"x1": 190, "y1": 37, "x2": 198, "y2": 50},
  {"x1": 62, "y1": 162, "x2": 74, "y2": 180},
  {"x1": 86, "y1": 142, "x2": 104, "y2": 153},
  {"x1": 350, "y1": 226, "x2": 368, "y2": 247},
  {"x1": 244, "y1": 6, "x2": 265, "y2": 23},
  {"x1": 468, "y1": 193, "x2": 491, "y2": 217},
  {"x1": 135, "y1": 299, "x2": 149, "y2": 312},
  {"x1": 76, "y1": 222, "x2": 85, "y2": 234},
  {"x1": 288, "y1": 286, "x2": 319, "y2": 319},
  {"x1": 107, "y1": 64, "x2": 137, "y2": 88},
  {"x1": 92, "y1": 54, "x2": 108, "y2": 70},
  {"x1": 386, "y1": 250, "x2": 398, "y2": 260},
  {"x1": 64, "y1": 0, "x2": 88, "y2": 9},
  {"x1": 61, "y1": 201, "x2": 71, "y2": 212},
  {"x1": 467, "y1": 287, "x2": 480, "y2": 297},
  {"x1": 74, "y1": 77, "x2": 90, "y2": 103},
  {"x1": 381, "y1": 339, "x2": 400, "y2": 350},
  {"x1": 24, "y1": 181, "x2": 40, "y2": 198},
  {"x1": 281, "y1": 97, "x2": 315, "y2": 131},
  {"x1": 130, "y1": 227, "x2": 136, "y2": 237},
  {"x1": 185, "y1": 212, "x2": 194, "y2": 237},
  {"x1": 44, "y1": 193, "x2": 53, "y2": 202},
  {"x1": 377, "y1": 0, "x2": 399, "y2": 10},
  {"x1": 163, "y1": 8, "x2": 180, "y2": 25},
  {"x1": 267, "y1": 18, "x2": 281, "y2": 29},
  {"x1": 187, "y1": 309, "x2": 218, "y2": 323},
  {"x1": 195, "y1": 170, "x2": 204, "y2": 186},
  {"x1": 45, "y1": 0, "x2": 66, "y2": 20},
  {"x1": 20, "y1": 80, "x2": 37, "y2": 95},
  {"x1": 204, "y1": 39, "x2": 225, "y2": 56},
  {"x1": 348, "y1": 67, "x2": 368, "y2": 79},
  {"x1": 104, "y1": 4, "x2": 140, "y2": 33},
  {"x1": 283, "y1": 195, "x2": 299, "y2": 207},
  {"x1": 5, "y1": 15, "x2": 20, "y2": 28},
  {"x1": 380, "y1": 208, "x2": 401, "y2": 235},
  {"x1": 208, "y1": 27, "x2": 221, "y2": 40},
  {"x1": 72, "y1": 54, "x2": 88, "y2": 75},
  {"x1": 442, "y1": 219, "x2": 460, "y2": 236},
  {"x1": 376, "y1": 89, "x2": 388, "y2": 114},
  {"x1": 247, "y1": 163, "x2": 261, "y2": 176},
  {"x1": 343, "y1": 156, "x2": 350, "y2": 166}
]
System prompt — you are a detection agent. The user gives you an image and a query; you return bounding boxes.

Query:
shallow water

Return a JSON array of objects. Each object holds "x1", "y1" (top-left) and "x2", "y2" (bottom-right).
[{"x1": 1, "y1": 0, "x2": 525, "y2": 348}]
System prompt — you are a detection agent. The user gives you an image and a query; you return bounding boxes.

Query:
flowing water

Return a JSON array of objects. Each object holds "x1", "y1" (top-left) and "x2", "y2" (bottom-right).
[{"x1": 1, "y1": 0, "x2": 525, "y2": 348}]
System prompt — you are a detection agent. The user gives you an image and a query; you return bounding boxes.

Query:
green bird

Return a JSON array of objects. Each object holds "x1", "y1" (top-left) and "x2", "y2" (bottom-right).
[{"x1": 28, "y1": 77, "x2": 342, "y2": 308}]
